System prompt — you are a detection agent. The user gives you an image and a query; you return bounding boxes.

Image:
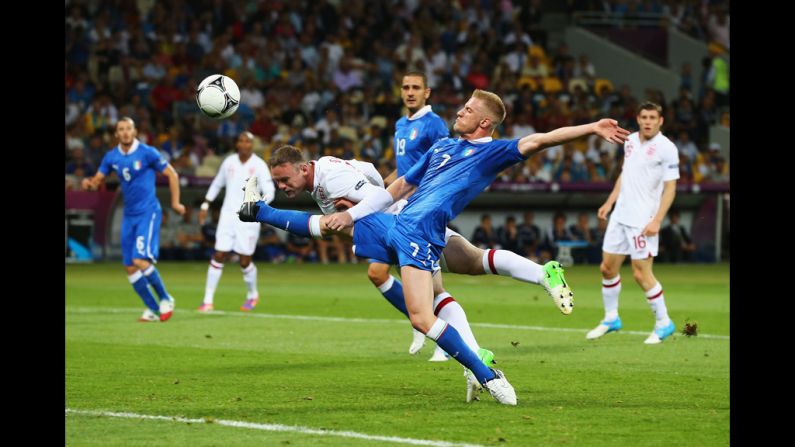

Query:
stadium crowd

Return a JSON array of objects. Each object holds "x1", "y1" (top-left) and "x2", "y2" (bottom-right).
[{"x1": 66, "y1": 0, "x2": 728, "y2": 264}]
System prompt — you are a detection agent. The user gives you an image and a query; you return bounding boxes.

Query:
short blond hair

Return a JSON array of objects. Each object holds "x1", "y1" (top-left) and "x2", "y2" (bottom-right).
[{"x1": 472, "y1": 89, "x2": 506, "y2": 128}]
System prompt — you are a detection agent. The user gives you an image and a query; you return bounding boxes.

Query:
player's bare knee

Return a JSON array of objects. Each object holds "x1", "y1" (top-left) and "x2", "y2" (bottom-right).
[
  {"x1": 600, "y1": 262, "x2": 617, "y2": 278},
  {"x1": 367, "y1": 264, "x2": 389, "y2": 286},
  {"x1": 132, "y1": 259, "x2": 150, "y2": 270},
  {"x1": 239, "y1": 256, "x2": 252, "y2": 268},
  {"x1": 408, "y1": 313, "x2": 433, "y2": 333},
  {"x1": 212, "y1": 252, "x2": 226, "y2": 263}
]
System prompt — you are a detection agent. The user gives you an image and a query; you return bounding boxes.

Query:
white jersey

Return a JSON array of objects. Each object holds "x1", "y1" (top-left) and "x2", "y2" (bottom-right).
[
  {"x1": 205, "y1": 153, "x2": 275, "y2": 214},
  {"x1": 612, "y1": 131, "x2": 680, "y2": 228},
  {"x1": 310, "y1": 156, "x2": 386, "y2": 214}
]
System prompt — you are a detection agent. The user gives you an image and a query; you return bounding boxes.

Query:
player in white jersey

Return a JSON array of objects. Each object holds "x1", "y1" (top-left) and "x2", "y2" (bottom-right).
[
  {"x1": 586, "y1": 102, "x2": 680, "y2": 344},
  {"x1": 197, "y1": 131, "x2": 275, "y2": 312}
]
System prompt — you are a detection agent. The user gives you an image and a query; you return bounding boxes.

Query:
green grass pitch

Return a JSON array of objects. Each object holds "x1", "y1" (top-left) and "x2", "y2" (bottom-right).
[{"x1": 66, "y1": 262, "x2": 729, "y2": 446}]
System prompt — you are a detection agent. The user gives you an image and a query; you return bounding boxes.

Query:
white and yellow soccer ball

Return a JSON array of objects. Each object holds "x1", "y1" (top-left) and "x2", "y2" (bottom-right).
[{"x1": 196, "y1": 74, "x2": 240, "y2": 119}]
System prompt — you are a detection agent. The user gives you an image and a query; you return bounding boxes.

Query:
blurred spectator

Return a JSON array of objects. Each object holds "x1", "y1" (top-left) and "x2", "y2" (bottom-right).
[
  {"x1": 569, "y1": 212, "x2": 594, "y2": 264},
  {"x1": 517, "y1": 211, "x2": 542, "y2": 261},
  {"x1": 472, "y1": 214, "x2": 500, "y2": 249},
  {"x1": 256, "y1": 225, "x2": 286, "y2": 263},
  {"x1": 540, "y1": 212, "x2": 574, "y2": 262},
  {"x1": 65, "y1": 148, "x2": 96, "y2": 177},
  {"x1": 497, "y1": 216, "x2": 521, "y2": 255},
  {"x1": 674, "y1": 129, "x2": 699, "y2": 162},
  {"x1": 659, "y1": 210, "x2": 695, "y2": 263},
  {"x1": 286, "y1": 232, "x2": 314, "y2": 264},
  {"x1": 175, "y1": 205, "x2": 204, "y2": 260}
]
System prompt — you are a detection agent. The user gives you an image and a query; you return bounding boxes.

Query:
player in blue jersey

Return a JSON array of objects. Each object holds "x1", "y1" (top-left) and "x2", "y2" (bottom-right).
[
  {"x1": 82, "y1": 117, "x2": 186, "y2": 322},
  {"x1": 376, "y1": 89, "x2": 629, "y2": 404},
  {"x1": 373, "y1": 71, "x2": 452, "y2": 360}
]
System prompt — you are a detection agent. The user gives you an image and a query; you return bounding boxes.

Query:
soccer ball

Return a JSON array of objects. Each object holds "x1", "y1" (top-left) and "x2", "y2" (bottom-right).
[{"x1": 196, "y1": 74, "x2": 240, "y2": 119}]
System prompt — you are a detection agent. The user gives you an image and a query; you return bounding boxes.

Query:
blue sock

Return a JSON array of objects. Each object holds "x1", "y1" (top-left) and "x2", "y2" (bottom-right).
[
  {"x1": 378, "y1": 275, "x2": 408, "y2": 317},
  {"x1": 430, "y1": 319, "x2": 496, "y2": 384},
  {"x1": 129, "y1": 272, "x2": 159, "y2": 313},
  {"x1": 143, "y1": 265, "x2": 170, "y2": 301},
  {"x1": 256, "y1": 201, "x2": 313, "y2": 237}
]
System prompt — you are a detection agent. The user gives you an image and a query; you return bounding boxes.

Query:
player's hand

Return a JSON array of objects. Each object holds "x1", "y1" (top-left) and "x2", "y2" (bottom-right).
[
  {"x1": 198, "y1": 208, "x2": 207, "y2": 225},
  {"x1": 172, "y1": 203, "x2": 186, "y2": 216},
  {"x1": 597, "y1": 203, "x2": 612, "y2": 220},
  {"x1": 81, "y1": 178, "x2": 95, "y2": 190},
  {"x1": 333, "y1": 198, "x2": 356, "y2": 211},
  {"x1": 326, "y1": 211, "x2": 354, "y2": 231},
  {"x1": 594, "y1": 119, "x2": 630, "y2": 144},
  {"x1": 642, "y1": 219, "x2": 661, "y2": 237}
]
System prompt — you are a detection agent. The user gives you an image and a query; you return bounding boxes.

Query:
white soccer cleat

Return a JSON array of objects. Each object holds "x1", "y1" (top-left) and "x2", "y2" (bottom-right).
[
  {"x1": 428, "y1": 347, "x2": 450, "y2": 362},
  {"x1": 483, "y1": 369, "x2": 517, "y2": 405},
  {"x1": 138, "y1": 308, "x2": 159, "y2": 322},
  {"x1": 159, "y1": 297, "x2": 175, "y2": 322},
  {"x1": 644, "y1": 320, "x2": 676, "y2": 344},
  {"x1": 409, "y1": 329, "x2": 426, "y2": 355},
  {"x1": 586, "y1": 317, "x2": 622, "y2": 340},
  {"x1": 243, "y1": 177, "x2": 262, "y2": 203},
  {"x1": 465, "y1": 369, "x2": 482, "y2": 402}
]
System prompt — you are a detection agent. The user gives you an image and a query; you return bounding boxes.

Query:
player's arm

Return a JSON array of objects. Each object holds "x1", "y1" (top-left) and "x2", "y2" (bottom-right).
[
  {"x1": 199, "y1": 162, "x2": 226, "y2": 224},
  {"x1": 383, "y1": 169, "x2": 398, "y2": 186},
  {"x1": 386, "y1": 176, "x2": 416, "y2": 202},
  {"x1": 81, "y1": 171, "x2": 106, "y2": 191},
  {"x1": 518, "y1": 119, "x2": 629, "y2": 158},
  {"x1": 257, "y1": 166, "x2": 276, "y2": 205},
  {"x1": 162, "y1": 164, "x2": 186, "y2": 215},
  {"x1": 325, "y1": 182, "x2": 395, "y2": 231},
  {"x1": 598, "y1": 174, "x2": 622, "y2": 220},
  {"x1": 643, "y1": 180, "x2": 676, "y2": 237}
]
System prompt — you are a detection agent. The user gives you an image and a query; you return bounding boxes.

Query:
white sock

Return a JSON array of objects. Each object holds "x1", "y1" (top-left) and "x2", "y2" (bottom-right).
[
  {"x1": 204, "y1": 260, "x2": 224, "y2": 304},
  {"x1": 645, "y1": 282, "x2": 670, "y2": 328},
  {"x1": 433, "y1": 292, "x2": 479, "y2": 352},
  {"x1": 309, "y1": 215, "x2": 323, "y2": 238},
  {"x1": 482, "y1": 249, "x2": 544, "y2": 284},
  {"x1": 242, "y1": 263, "x2": 258, "y2": 299},
  {"x1": 602, "y1": 275, "x2": 621, "y2": 321}
]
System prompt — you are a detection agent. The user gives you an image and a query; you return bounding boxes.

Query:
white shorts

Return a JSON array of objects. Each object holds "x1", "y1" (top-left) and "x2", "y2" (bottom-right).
[
  {"x1": 602, "y1": 218, "x2": 658, "y2": 260},
  {"x1": 214, "y1": 211, "x2": 261, "y2": 256}
]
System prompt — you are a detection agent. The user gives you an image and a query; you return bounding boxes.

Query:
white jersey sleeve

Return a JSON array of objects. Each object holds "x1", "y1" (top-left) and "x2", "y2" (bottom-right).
[
  {"x1": 255, "y1": 157, "x2": 275, "y2": 204},
  {"x1": 204, "y1": 157, "x2": 229, "y2": 202}
]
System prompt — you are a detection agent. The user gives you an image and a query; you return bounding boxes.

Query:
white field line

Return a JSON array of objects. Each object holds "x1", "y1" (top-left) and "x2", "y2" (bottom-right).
[
  {"x1": 65, "y1": 408, "x2": 489, "y2": 447},
  {"x1": 67, "y1": 306, "x2": 729, "y2": 340}
]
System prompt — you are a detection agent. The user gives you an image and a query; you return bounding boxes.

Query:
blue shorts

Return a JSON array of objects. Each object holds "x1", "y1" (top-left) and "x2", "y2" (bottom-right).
[
  {"x1": 121, "y1": 208, "x2": 162, "y2": 266},
  {"x1": 352, "y1": 213, "x2": 398, "y2": 265},
  {"x1": 386, "y1": 225, "x2": 442, "y2": 272}
]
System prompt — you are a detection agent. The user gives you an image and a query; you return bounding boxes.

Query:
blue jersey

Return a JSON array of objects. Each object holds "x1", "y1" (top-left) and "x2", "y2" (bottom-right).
[
  {"x1": 399, "y1": 137, "x2": 526, "y2": 246},
  {"x1": 98, "y1": 139, "x2": 168, "y2": 215},
  {"x1": 394, "y1": 106, "x2": 449, "y2": 176}
]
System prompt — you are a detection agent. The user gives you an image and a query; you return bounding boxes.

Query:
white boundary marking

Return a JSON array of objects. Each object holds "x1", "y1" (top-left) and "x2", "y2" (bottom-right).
[
  {"x1": 65, "y1": 408, "x2": 489, "y2": 447},
  {"x1": 67, "y1": 307, "x2": 730, "y2": 340}
]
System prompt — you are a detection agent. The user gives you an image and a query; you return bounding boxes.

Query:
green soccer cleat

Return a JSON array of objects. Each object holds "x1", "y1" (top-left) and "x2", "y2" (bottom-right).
[{"x1": 541, "y1": 261, "x2": 575, "y2": 315}]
